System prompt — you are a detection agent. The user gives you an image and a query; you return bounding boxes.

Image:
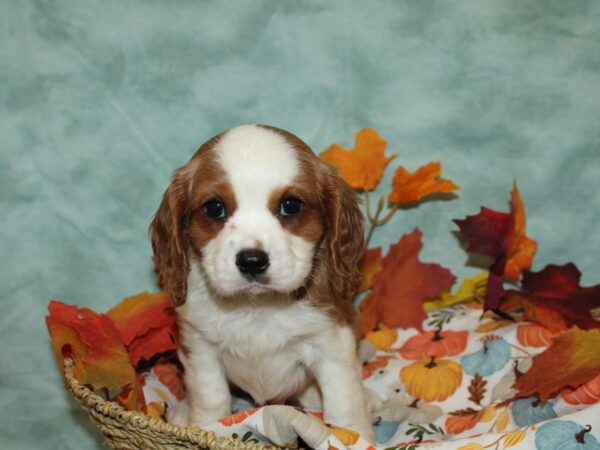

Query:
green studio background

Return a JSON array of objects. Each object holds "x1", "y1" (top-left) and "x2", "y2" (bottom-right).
[{"x1": 2, "y1": 1, "x2": 600, "y2": 448}]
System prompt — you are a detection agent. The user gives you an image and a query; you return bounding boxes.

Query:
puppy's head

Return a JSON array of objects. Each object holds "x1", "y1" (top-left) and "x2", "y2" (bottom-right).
[{"x1": 150, "y1": 125, "x2": 364, "y2": 306}]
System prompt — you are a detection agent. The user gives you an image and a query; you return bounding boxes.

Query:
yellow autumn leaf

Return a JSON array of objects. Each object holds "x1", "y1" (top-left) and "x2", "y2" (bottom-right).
[
  {"x1": 424, "y1": 272, "x2": 488, "y2": 312},
  {"x1": 327, "y1": 425, "x2": 360, "y2": 445},
  {"x1": 503, "y1": 429, "x2": 527, "y2": 448},
  {"x1": 495, "y1": 409, "x2": 510, "y2": 432},
  {"x1": 456, "y1": 444, "x2": 485, "y2": 450},
  {"x1": 479, "y1": 405, "x2": 497, "y2": 423},
  {"x1": 320, "y1": 128, "x2": 392, "y2": 191}
]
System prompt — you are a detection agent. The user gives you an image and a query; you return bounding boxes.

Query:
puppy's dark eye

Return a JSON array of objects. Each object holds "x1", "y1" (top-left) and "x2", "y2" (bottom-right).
[
  {"x1": 202, "y1": 201, "x2": 226, "y2": 219},
  {"x1": 279, "y1": 198, "x2": 303, "y2": 217}
]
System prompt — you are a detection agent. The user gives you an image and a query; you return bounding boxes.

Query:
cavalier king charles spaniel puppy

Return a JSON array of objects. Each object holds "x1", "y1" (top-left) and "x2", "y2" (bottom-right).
[{"x1": 150, "y1": 124, "x2": 374, "y2": 441}]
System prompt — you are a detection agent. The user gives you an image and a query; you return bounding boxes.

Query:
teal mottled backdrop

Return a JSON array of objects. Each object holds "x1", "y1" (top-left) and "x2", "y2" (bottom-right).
[{"x1": 1, "y1": 1, "x2": 600, "y2": 448}]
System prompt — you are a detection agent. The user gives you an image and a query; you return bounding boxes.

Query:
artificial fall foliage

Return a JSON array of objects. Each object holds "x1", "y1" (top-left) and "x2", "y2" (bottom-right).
[
  {"x1": 107, "y1": 291, "x2": 178, "y2": 366},
  {"x1": 513, "y1": 327, "x2": 600, "y2": 402},
  {"x1": 323, "y1": 127, "x2": 599, "y2": 406},
  {"x1": 46, "y1": 292, "x2": 179, "y2": 411},
  {"x1": 45, "y1": 127, "x2": 600, "y2": 425},
  {"x1": 388, "y1": 162, "x2": 459, "y2": 205},
  {"x1": 359, "y1": 228, "x2": 456, "y2": 334},
  {"x1": 320, "y1": 128, "x2": 392, "y2": 191},
  {"x1": 501, "y1": 263, "x2": 600, "y2": 332},
  {"x1": 453, "y1": 183, "x2": 538, "y2": 310}
]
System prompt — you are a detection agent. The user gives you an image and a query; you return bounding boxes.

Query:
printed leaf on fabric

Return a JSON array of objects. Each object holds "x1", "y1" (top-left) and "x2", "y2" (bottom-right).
[
  {"x1": 320, "y1": 128, "x2": 392, "y2": 191},
  {"x1": 360, "y1": 229, "x2": 456, "y2": 334}
]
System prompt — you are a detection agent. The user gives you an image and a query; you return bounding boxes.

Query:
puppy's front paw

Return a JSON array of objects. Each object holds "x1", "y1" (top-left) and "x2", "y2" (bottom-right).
[
  {"x1": 166, "y1": 398, "x2": 189, "y2": 425},
  {"x1": 189, "y1": 401, "x2": 232, "y2": 427}
]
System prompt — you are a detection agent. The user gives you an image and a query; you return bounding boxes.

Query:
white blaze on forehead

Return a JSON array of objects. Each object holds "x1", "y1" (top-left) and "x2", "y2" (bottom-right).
[{"x1": 215, "y1": 125, "x2": 300, "y2": 203}]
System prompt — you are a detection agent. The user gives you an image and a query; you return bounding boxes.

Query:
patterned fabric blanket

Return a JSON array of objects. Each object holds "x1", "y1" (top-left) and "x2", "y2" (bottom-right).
[{"x1": 143, "y1": 302, "x2": 600, "y2": 450}]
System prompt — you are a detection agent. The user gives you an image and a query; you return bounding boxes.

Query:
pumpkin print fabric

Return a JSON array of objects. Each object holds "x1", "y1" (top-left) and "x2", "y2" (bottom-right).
[{"x1": 142, "y1": 304, "x2": 600, "y2": 450}]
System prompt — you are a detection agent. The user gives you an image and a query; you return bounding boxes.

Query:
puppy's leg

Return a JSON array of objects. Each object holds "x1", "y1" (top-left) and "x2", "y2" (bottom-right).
[
  {"x1": 295, "y1": 382, "x2": 323, "y2": 410},
  {"x1": 312, "y1": 326, "x2": 375, "y2": 443},
  {"x1": 181, "y1": 333, "x2": 232, "y2": 425}
]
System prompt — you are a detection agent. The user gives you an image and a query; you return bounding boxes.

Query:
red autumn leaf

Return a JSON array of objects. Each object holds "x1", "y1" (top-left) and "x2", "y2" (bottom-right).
[
  {"x1": 320, "y1": 128, "x2": 392, "y2": 191},
  {"x1": 454, "y1": 183, "x2": 537, "y2": 309},
  {"x1": 513, "y1": 327, "x2": 600, "y2": 402},
  {"x1": 358, "y1": 247, "x2": 383, "y2": 293},
  {"x1": 388, "y1": 162, "x2": 459, "y2": 205},
  {"x1": 360, "y1": 228, "x2": 456, "y2": 335},
  {"x1": 502, "y1": 263, "x2": 600, "y2": 332},
  {"x1": 45, "y1": 301, "x2": 141, "y2": 410},
  {"x1": 106, "y1": 291, "x2": 179, "y2": 366}
]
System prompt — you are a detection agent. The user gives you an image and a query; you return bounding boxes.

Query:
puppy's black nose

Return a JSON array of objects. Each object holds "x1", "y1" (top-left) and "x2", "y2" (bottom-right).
[{"x1": 235, "y1": 249, "x2": 269, "y2": 277}]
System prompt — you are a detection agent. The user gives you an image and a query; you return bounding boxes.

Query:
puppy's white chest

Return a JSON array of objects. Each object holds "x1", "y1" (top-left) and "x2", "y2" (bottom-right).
[{"x1": 181, "y1": 281, "x2": 332, "y2": 404}]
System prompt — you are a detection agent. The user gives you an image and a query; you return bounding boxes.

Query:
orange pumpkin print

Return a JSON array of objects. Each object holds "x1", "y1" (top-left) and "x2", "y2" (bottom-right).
[
  {"x1": 218, "y1": 408, "x2": 259, "y2": 426},
  {"x1": 560, "y1": 373, "x2": 600, "y2": 405},
  {"x1": 400, "y1": 357, "x2": 463, "y2": 402},
  {"x1": 516, "y1": 323, "x2": 556, "y2": 347},
  {"x1": 362, "y1": 356, "x2": 391, "y2": 379},
  {"x1": 399, "y1": 330, "x2": 468, "y2": 359}
]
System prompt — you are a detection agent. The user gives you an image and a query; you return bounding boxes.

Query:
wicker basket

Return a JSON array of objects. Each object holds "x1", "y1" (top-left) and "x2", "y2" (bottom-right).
[{"x1": 63, "y1": 358, "x2": 283, "y2": 450}]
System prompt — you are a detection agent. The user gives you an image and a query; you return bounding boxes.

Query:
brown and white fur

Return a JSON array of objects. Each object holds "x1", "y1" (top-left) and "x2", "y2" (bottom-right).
[{"x1": 150, "y1": 124, "x2": 374, "y2": 441}]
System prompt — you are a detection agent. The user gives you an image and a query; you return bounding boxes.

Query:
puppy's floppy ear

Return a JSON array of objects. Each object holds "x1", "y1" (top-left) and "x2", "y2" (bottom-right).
[
  {"x1": 320, "y1": 164, "x2": 365, "y2": 301},
  {"x1": 149, "y1": 170, "x2": 190, "y2": 306}
]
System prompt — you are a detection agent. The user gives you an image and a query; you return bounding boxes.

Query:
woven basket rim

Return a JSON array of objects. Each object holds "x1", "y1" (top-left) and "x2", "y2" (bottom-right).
[{"x1": 62, "y1": 357, "x2": 285, "y2": 450}]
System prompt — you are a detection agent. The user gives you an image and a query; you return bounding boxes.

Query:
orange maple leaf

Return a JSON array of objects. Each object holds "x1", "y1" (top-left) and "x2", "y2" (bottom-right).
[
  {"x1": 46, "y1": 301, "x2": 141, "y2": 410},
  {"x1": 360, "y1": 229, "x2": 456, "y2": 335},
  {"x1": 505, "y1": 185, "x2": 538, "y2": 280},
  {"x1": 357, "y1": 247, "x2": 383, "y2": 293},
  {"x1": 513, "y1": 327, "x2": 600, "y2": 402},
  {"x1": 388, "y1": 162, "x2": 459, "y2": 204},
  {"x1": 320, "y1": 128, "x2": 392, "y2": 190},
  {"x1": 107, "y1": 291, "x2": 179, "y2": 366}
]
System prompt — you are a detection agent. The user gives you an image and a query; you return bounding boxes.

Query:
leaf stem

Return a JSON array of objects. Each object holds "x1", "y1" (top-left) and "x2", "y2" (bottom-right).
[
  {"x1": 364, "y1": 193, "x2": 385, "y2": 247},
  {"x1": 374, "y1": 203, "x2": 399, "y2": 225}
]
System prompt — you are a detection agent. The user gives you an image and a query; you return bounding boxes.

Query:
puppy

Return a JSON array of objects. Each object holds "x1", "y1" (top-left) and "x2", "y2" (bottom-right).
[{"x1": 150, "y1": 124, "x2": 374, "y2": 441}]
